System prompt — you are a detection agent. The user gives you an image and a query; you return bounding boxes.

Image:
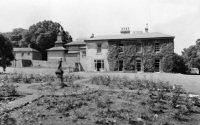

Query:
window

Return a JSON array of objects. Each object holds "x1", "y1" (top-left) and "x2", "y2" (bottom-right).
[
  {"x1": 136, "y1": 43, "x2": 142, "y2": 53},
  {"x1": 94, "y1": 60, "x2": 104, "y2": 71},
  {"x1": 82, "y1": 51, "x2": 86, "y2": 57},
  {"x1": 28, "y1": 52, "x2": 30, "y2": 56},
  {"x1": 21, "y1": 52, "x2": 24, "y2": 56},
  {"x1": 155, "y1": 42, "x2": 160, "y2": 52},
  {"x1": 97, "y1": 43, "x2": 102, "y2": 53},
  {"x1": 119, "y1": 43, "x2": 124, "y2": 53}
]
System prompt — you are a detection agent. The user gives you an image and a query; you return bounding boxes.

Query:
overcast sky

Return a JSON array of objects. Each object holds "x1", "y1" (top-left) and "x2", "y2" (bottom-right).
[{"x1": 0, "y1": 0, "x2": 200, "y2": 54}]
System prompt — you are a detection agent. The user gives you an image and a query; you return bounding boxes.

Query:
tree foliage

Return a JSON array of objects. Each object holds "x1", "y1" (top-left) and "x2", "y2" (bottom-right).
[
  {"x1": 162, "y1": 53, "x2": 187, "y2": 73},
  {"x1": 24, "y1": 20, "x2": 72, "y2": 60},
  {"x1": 2, "y1": 28, "x2": 28, "y2": 47},
  {"x1": 0, "y1": 34, "x2": 14, "y2": 71},
  {"x1": 182, "y1": 43, "x2": 200, "y2": 70}
]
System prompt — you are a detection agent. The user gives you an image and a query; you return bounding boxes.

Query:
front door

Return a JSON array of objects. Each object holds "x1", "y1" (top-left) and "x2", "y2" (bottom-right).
[
  {"x1": 136, "y1": 59, "x2": 141, "y2": 72},
  {"x1": 94, "y1": 60, "x2": 104, "y2": 71},
  {"x1": 118, "y1": 60, "x2": 123, "y2": 71},
  {"x1": 154, "y1": 59, "x2": 160, "y2": 72}
]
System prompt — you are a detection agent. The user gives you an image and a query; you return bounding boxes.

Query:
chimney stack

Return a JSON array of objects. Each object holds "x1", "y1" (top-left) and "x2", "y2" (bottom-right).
[
  {"x1": 120, "y1": 27, "x2": 130, "y2": 34},
  {"x1": 145, "y1": 23, "x2": 148, "y2": 33}
]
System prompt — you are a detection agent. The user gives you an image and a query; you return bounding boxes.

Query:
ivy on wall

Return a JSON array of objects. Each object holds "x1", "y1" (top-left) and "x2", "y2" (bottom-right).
[{"x1": 107, "y1": 39, "x2": 174, "y2": 72}]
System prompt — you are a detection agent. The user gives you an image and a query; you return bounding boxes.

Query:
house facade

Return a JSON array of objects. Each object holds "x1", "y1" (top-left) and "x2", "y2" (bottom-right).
[
  {"x1": 12, "y1": 47, "x2": 42, "y2": 67},
  {"x1": 84, "y1": 28, "x2": 175, "y2": 72}
]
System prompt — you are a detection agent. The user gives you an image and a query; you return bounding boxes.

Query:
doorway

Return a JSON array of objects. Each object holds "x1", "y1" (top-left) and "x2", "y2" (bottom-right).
[
  {"x1": 136, "y1": 59, "x2": 141, "y2": 72},
  {"x1": 94, "y1": 60, "x2": 104, "y2": 71},
  {"x1": 118, "y1": 60, "x2": 124, "y2": 71},
  {"x1": 154, "y1": 59, "x2": 160, "y2": 72}
]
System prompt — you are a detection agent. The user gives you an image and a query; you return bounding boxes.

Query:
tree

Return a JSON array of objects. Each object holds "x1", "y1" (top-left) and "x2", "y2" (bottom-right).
[
  {"x1": 24, "y1": 20, "x2": 72, "y2": 60},
  {"x1": 182, "y1": 43, "x2": 200, "y2": 71},
  {"x1": 162, "y1": 53, "x2": 187, "y2": 73},
  {"x1": 0, "y1": 34, "x2": 14, "y2": 72},
  {"x1": 2, "y1": 28, "x2": 28, "y2": 47}
]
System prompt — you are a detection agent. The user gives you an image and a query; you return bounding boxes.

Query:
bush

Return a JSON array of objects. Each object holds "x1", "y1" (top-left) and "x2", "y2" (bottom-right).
[
  {"x1": 0, "y1": 83, "x2": 18, "y2": 96},
  {"x1": 162, "y1": 53, "x2": 187, "y2": 73}
]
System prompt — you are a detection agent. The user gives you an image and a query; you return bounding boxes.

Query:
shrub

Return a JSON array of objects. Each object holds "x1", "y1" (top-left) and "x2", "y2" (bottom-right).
[{"x1": 0, "y1": 83, "x2": 18, "y2": 96}]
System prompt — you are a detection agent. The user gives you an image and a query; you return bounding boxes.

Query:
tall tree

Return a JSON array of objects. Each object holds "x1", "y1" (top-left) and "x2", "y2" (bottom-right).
[
  {"x1": 0, "y1": 34, "x2": 14, "y2": 72},
  {"x1": 182, "y1": 43, "x2": 200, "y2": 70},
  {"x1": 24, "y1": 20, "x2": 72, "y2": 60}
]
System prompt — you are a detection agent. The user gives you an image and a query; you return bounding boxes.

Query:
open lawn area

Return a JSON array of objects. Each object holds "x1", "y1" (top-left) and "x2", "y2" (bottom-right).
[{"x1": 4, "y1": 67, "x2": 200, "y2": 95}]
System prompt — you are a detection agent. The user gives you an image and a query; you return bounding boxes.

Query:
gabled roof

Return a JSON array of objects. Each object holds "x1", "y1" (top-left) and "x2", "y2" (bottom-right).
[
  {"x1": 47, "y1": 47, "x2": 66, "y2": 51},
  {"x1": 13, "y1": 48, "x2": 39, "y2": 52},
  {"x1": 85, "y1": 32, "x2": 174, "y2": 41}
]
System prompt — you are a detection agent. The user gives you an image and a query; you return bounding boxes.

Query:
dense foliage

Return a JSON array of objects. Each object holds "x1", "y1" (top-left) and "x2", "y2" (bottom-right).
[
  {"x1": 24, "y1": 20, "x2": 72, "y2": 60},
  {"x1": 107, "y1": 39, "x2": 174, "y2": 72},
  {"x1": 2, "y1": 28, "x2": 28, "y2": 47},
  {"x1": 0, "y1": 34, "x2": 14, "y2": 71},
  {"x1": 162, "y1": 53, "x2": 187, "y2": 73},
  {"x1": 182, "y1": 43, "x2": 200, "y2": 71}
]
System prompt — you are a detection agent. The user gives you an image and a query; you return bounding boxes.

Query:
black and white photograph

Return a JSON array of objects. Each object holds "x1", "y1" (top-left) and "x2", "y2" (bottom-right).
[{"x1": 0, "y1": 0, "x2": 200, "y2": 124}]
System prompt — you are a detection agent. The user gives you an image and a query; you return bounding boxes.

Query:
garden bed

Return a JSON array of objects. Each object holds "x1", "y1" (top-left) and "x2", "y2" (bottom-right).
[{"x1": 0, "y1": 76, "x2": 200, "y2": 125}]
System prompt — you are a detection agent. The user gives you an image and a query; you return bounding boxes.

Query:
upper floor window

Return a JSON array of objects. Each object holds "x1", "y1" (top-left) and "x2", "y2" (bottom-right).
[
  {"x1": 119, "y1": 43, "x2": 124, "y2": 53},
  {"x1": 155, "y1": 42, "x2": 160, "y2": 52},
  {"x1": 21, "y1": 52, "x2": 24, "y2": 56},
  {"x1": 27, "y1": 52, "x2": 30, "y2": 56},
  {"x1": 136, "y1": 43, "x2": 142, "y2": 53},
  {"x1": 97, "y1": 43, "x2": 102, "y2": 53},
  {"x1": 82, "y1": 51, "x2": 86, "y2": 57}
]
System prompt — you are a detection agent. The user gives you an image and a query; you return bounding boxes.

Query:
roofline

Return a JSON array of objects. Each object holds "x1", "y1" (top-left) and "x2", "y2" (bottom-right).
[{"x1": 85, "y1": 36, "x2": 175, "y2": 42}]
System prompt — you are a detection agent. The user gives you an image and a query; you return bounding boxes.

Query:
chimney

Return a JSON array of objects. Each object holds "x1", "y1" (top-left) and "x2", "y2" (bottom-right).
[
  {"x1": 120, "y1": 27, "x2": 130, "y2": 34},
  {"x1": 90, "y1": 33, "x2": 94, "y2": 38},
  {"x1": 145, "y1": 23, "x2": 148, "y2": 33}
]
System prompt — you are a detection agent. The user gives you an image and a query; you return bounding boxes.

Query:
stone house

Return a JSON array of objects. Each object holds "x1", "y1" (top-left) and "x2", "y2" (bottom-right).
[
  {"x1": 84, "y1": 27, "x2": 175, "y2": 72},
  {"x1": 12, "y1": 47, "x2": 42, "y2": 67}
]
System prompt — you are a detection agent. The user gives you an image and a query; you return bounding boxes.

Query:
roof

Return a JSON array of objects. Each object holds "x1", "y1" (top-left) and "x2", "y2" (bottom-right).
[
  {"x1": 13, "y1": 48, "x2": 39, "y2": 52},
  {"x1": 47, "y1": 47, "x2": 66, "y2": 51},
  {"x1": 65, "y1": 40, "x2": 86, "y2": 45},
  {"x1": 85, "y1": 32, "x2": 175, "y2": 41},
  {"x1": 67, "y1": 50, "x2": 79, "y2": 54}
]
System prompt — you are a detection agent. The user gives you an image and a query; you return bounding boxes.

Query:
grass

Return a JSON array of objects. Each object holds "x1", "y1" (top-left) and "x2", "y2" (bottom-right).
[{"x1": 1, "y1": 73, "x2": 82, "y2": 84}]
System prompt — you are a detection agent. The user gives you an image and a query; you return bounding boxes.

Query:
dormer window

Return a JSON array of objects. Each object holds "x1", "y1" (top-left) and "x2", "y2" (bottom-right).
[
  {"x1": 97, "y1": 43, "x2": 102, "y2": 53},
  {"x1": 119, "y1": 43, "x2": 124, "y2": 53},
  {"x1": 155, "y1": 42, "x2": 160, "y2": 52}
]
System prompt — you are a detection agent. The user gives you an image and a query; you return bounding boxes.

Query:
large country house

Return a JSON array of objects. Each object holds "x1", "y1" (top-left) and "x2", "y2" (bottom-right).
[
  {"x1": 13, "y1": 26, "x2": 174, "y2": 72},
  {"x1": 84, "y1": 27, "x2": 174, "y2": 72}
]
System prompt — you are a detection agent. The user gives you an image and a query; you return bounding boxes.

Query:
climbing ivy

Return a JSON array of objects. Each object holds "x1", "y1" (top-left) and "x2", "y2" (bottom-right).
[{"x1": 107, "y1": 39, "x2": 174, "y2": 72}]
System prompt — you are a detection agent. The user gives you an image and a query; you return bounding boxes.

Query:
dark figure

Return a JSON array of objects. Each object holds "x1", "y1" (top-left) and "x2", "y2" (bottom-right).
[{"x1": 55, "y1": 58, "x2": 64, "y2": 88}]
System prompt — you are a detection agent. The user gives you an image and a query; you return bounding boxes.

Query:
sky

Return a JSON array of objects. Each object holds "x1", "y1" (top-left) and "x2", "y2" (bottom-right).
[{"x1": 0, "y1": 0, "x2": 200, "y2": 54}]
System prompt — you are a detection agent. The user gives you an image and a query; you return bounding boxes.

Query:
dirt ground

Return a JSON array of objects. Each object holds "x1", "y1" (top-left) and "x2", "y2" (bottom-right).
[{"x1": 4, "y1": 67, "x2": 200, "y2": 94}]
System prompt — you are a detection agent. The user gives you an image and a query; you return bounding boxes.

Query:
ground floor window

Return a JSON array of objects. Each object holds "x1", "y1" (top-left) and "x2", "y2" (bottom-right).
[
  {"x1": 94, "y1": 60, "x2": 104, "y2": 71},
  {"x1": 154, "y1": 59, "x2": 160, "y2": 72}
]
